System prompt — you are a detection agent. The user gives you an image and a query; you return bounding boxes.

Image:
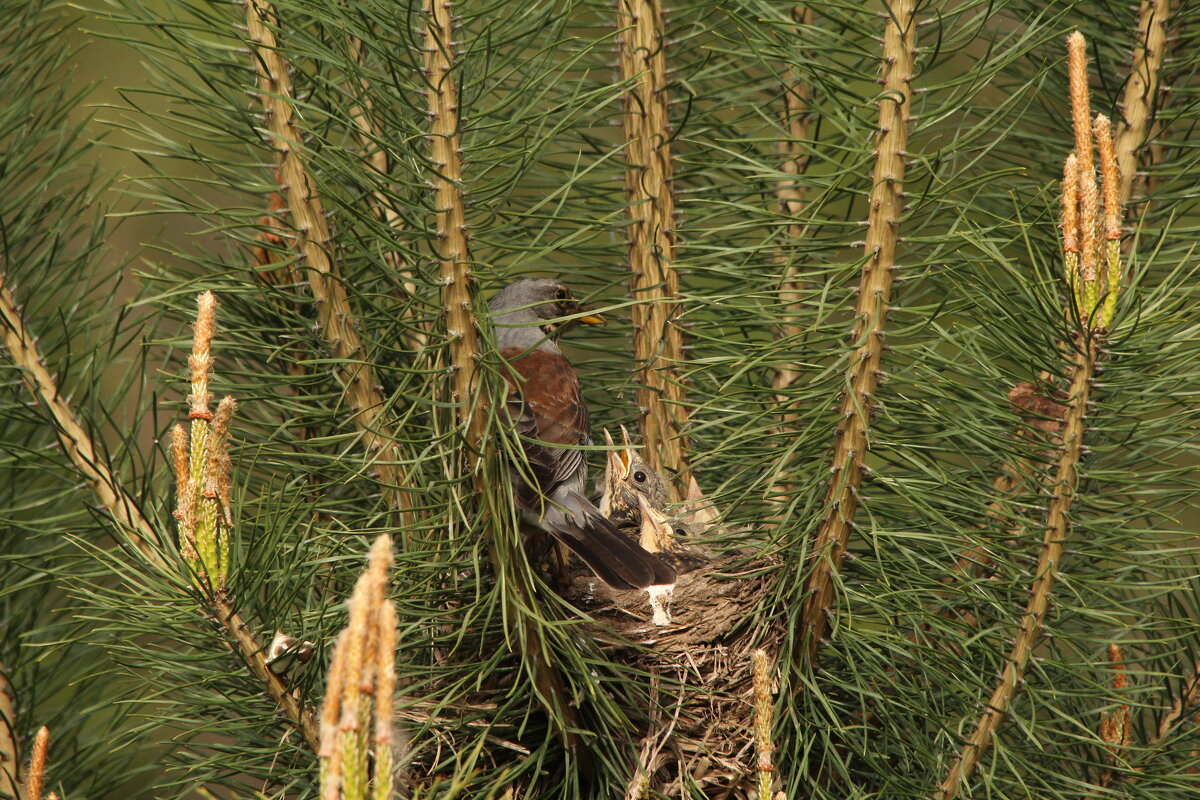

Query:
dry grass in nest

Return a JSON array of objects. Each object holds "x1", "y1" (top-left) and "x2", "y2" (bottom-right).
[{"x1": 570, "y1": 552, "x2": 784, "y2": 798}]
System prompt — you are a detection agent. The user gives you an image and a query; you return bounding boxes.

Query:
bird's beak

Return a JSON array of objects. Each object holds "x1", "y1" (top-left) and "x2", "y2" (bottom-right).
[
  {"x1": 577, "y1": 310, "x2": 605, "y2": 326},
  {"x1": 618, "y1": 424, "x2": 637, "y2": 477},
  {"x1": 602, "y1": 429, "x2": 628, "y2": 480},
  {"x1": 614, "y1": 446, "x2": 630, "y2": 478},
  {"x1": 638, "y1": 494, "x2": 666, "y2": 525},
  {"x1": 637, "y1": 494, "x2": 670, "y2": 553}
]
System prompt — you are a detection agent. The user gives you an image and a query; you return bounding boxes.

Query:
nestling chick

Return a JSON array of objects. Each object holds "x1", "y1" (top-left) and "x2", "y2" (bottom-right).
[
  {"x1": 599, "y1": 425, "x2": 668, "y2": 534},
  {"x1": 636, "y1": 494, "x2": 707, "y2": 625},
  {"x1": 636, "y1": 495, "x2": 705, "y2": 568}
]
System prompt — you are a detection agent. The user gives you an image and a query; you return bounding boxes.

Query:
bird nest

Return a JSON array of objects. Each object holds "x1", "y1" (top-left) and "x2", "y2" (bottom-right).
[{"x1": 568, "y1": 551, "x2": 784, "y2": 799}]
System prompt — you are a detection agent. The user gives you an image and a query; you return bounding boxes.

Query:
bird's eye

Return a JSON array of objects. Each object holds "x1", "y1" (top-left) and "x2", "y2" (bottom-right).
[
  {"x1": 554, "y1": 288, "x2": 569, "y2": 301},
  {"x1": 674, "y1": 527, "x2": 687, "y2": 538},
  {"x1": 633, "y1": 471, "x2": 646, "y2": 483}
]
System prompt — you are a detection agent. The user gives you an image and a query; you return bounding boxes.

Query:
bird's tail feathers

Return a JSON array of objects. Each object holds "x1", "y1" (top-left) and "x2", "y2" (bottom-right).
[{"x1": 542, "y1": 491, "x2": 677, "y2": 589}]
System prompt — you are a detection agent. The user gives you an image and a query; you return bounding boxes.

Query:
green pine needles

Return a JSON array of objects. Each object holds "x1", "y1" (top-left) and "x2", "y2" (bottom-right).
[{"x1": 4, "y1": 0, "x2": 1200, "y2": 798}]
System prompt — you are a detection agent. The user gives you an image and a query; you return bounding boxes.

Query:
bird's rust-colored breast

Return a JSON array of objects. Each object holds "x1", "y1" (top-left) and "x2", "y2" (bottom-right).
[{"x1": 499, "y1": 346, "x2": 589, "y2": 447}]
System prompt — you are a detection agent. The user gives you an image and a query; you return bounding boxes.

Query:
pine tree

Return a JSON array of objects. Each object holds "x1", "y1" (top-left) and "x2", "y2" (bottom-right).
[{"x1": 3, "y1": 0, "x2": 1200, "y2": 798}]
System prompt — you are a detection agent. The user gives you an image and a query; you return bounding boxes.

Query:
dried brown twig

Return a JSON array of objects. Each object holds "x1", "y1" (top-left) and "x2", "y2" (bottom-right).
[
  {"x1": 623, "y1": 678, "x2": 683, "y2": 800},
  {"x1": 924, "y1": 382, "x2": 1066, "y2": 633},
  {"x1": 1155, "y1": 659, "x2": 1200, "y2": 742},
  {"x1": 798, "y1": 0, "x2": 916, "y2": 666},
  {"x1": 1097, "y1": 643, "x2": 1132, "y2": 788}
]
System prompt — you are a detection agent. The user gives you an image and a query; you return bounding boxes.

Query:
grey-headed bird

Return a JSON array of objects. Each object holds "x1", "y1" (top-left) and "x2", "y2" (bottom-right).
[{"x1": 490, "y1": 278, "x2": 676, "y2": 590}]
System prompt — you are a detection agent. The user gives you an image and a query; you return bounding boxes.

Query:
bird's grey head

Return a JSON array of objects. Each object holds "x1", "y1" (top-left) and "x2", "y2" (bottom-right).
[{"x1": 488, "y1": 278, "x2": 602, "y2": 348}]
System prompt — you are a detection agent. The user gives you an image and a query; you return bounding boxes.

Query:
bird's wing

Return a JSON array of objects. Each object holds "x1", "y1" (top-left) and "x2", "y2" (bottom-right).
[
  {"x1": 499, "y1": 347, "x2": 589, "y2": 500},
  {"x1": 544, "y1": 490, "x2": 677, "y2": 589}
]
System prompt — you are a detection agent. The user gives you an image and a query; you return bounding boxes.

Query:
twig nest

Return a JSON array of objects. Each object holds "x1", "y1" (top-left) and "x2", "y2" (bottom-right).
[
  {"x1": 569, "y1": 552, "x2": 784, "y2": 798},
  {"x1": 571, "y1": 552, "x2": 773, "y2": 648}
]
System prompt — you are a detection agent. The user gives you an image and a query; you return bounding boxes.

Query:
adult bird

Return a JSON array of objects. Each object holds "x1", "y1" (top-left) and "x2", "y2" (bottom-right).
[{"x1": 489, "y1": 278, "x2": 676, "y2": 590}]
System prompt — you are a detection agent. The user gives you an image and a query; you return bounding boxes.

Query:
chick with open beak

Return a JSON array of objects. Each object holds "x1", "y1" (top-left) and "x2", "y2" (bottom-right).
[{"x1": 599, "y1": 425, "x2": 668, "y2": 535}]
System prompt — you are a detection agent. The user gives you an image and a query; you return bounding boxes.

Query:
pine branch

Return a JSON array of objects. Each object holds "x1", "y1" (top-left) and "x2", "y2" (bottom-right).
[
  {"x1": 797, "y1": 0, "x2": 916, "y2": 666},
  {"x1": 934, "y1": 33, "x2": 1125, "y2": 798},
  {"x1": 618, "y1": 0, "x2": 690, "y2": 496},
  {"x1": 420, "y1": 0, "x2": 578, "y2": 748},
  {"x1": 178, "y1": 290, "x2": 323, "y2": 751},
  {"x1": 244, "y1": 0, "x2": 414, "y2": 521},
  {"x1": 1115, "y1": 0, "x2": 1171, "y2": 206},
  {"x1": 18, "y1": 0, "x2": 1200, "y2": 794},
  {"x1": 212, "y1": 593, "x2": 321, "y2": 752},
  {"x1": 933, "y1": 0, "x2": 1175, "y2": 631},
  {"x1": 2, "y1": 277, "x2": 322, "y2": 754},
  {"x1": 421, "y1": 0, "x2": 484, "y2": 447},
  {"x1": 923, "y1": 383, "x2": 1064, "y2": 635},
  {"x1": 0, "y1": 274, "x2": 165, "y2": 571},
  {"x1": 771, "y1": 4, "x2": 815, "y2": 406},
  {"x1": 0, "y1": 665, "x2": 15, "y2": 800},
  {"x1": 934, "y1": 339, "x2": 1096, "y2": 800}
]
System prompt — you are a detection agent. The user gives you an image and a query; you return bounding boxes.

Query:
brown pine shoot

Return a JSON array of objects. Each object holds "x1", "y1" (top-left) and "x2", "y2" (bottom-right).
[
  {"x1": 933, "y1": 31, "x2": 1128, "y2": 800},
  {"x1": 21, "y1": 726, "x2": 49, "y2": 800}
]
